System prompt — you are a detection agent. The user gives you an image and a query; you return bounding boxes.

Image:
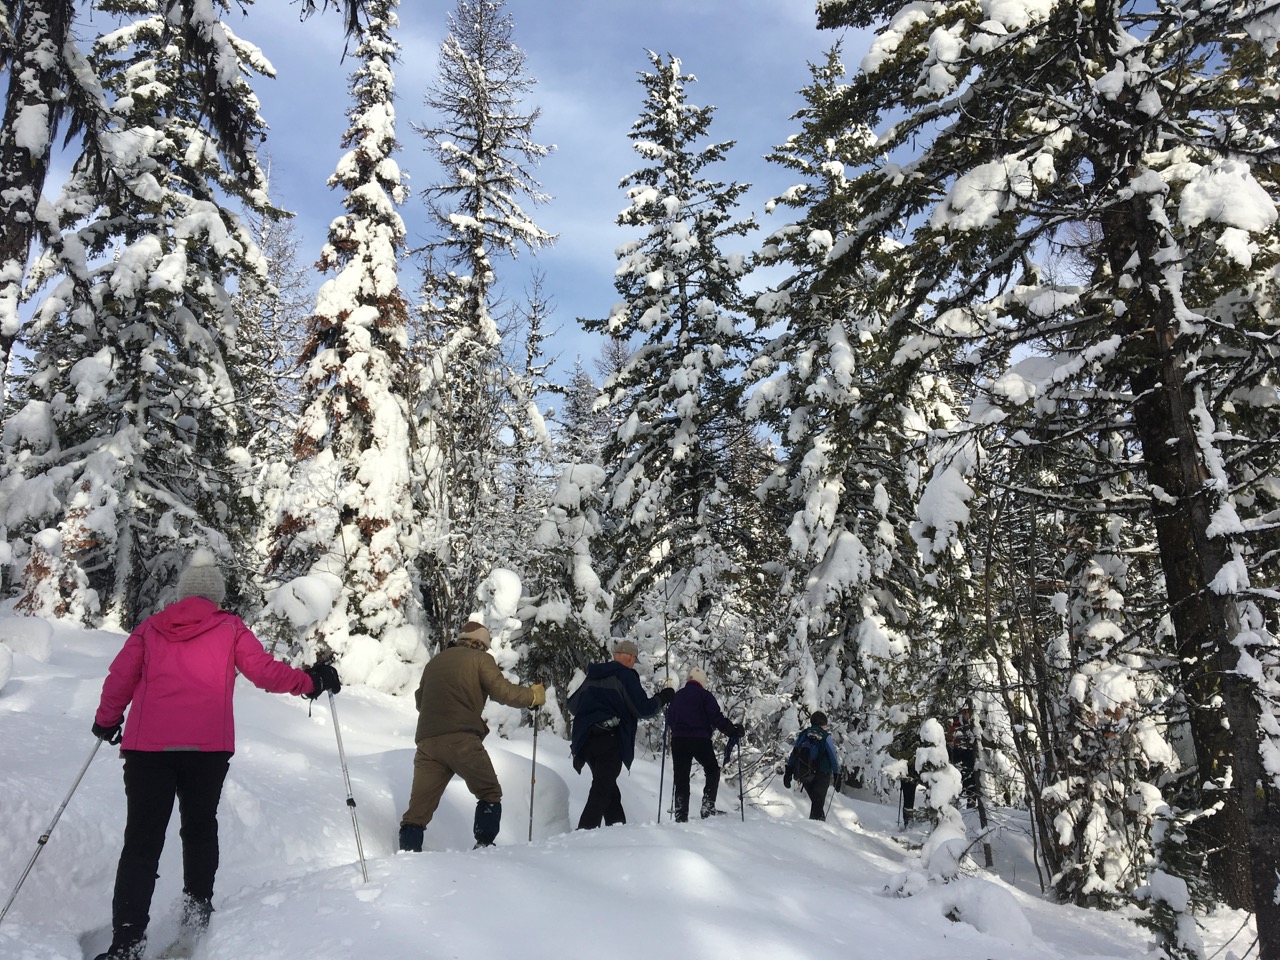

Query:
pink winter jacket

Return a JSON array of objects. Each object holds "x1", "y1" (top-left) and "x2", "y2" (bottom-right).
[{"x1": 95, "y1": 597, "x2": 316, "y2": 753}]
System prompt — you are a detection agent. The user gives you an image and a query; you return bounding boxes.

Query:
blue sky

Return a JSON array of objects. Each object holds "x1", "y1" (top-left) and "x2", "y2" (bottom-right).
[{"x1": 233, "y1": 0, "x2": 866, "y2": 376}]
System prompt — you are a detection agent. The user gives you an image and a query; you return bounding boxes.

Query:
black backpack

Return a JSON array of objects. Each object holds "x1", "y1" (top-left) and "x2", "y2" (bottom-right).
[{"x1": 792, "y1": 731, "x2": 824, "y2": 785}]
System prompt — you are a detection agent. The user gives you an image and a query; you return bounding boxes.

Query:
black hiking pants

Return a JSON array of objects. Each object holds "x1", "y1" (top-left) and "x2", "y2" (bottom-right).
[
  {"x1": 671, "y1": 736, "x2": 719, "y2": 821},
  {"x1": 577, "y1": 729, "x2": 625, "y2": 829},
  {"x1": 112, "y1": 750, "x2": 231, "y2": 943},
  {"x1": 805, "y1": 772, "x2": 831, "y2": 821}
]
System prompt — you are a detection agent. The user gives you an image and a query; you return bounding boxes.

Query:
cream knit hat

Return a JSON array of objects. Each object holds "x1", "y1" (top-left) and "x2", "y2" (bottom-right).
[{"x1": 177, "y1": 548, "x2": 226, "y2": 605}]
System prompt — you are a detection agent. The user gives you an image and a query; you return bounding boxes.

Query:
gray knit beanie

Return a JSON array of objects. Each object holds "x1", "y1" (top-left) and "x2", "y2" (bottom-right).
[{"x1": 177, "y1": 548, "x2": 226, "y2": 606}]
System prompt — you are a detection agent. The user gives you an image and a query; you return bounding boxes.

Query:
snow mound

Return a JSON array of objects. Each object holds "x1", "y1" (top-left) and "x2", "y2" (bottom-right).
[
  {"x1": 934, "y1": 877, "x2": 1034, "y2": 943},
  {"x1": 267, "y1": 572, "x2": 344, "y2": 629},
  {"x1": 0, "y1": 615, "x2": 54, "y2": 661},
  {"x1": 0, "y1": 642, "x2": 12, "y2": 692}
]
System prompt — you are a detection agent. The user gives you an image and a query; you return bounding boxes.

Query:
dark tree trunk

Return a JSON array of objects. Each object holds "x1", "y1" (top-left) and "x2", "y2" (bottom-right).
[
  {"x1": 1120, "y1": 241, "x2": 1280, "y2": 956},
  {"x1": 1086, "y1": 15, "x2": 1279, "y2": 939}
]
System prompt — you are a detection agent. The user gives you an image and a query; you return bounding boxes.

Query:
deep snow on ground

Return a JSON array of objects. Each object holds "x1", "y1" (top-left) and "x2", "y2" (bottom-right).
[{"x1": 0, "y1": 616, "x2": 1258, "y2": 959}]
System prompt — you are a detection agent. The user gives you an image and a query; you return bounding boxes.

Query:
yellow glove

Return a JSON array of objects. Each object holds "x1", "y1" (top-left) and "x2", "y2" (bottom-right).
[{"x1": 530, "y1": 683, "x2": 547, "y2": 707}]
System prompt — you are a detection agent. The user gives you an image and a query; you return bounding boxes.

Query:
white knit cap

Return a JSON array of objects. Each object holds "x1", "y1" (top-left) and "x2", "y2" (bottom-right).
[
  {"x1": 688, "y1": 666, "x2": 707, "y2": 687},
  {"x1": 177, "y1": 548, "x2": 226, "y2": 605}
]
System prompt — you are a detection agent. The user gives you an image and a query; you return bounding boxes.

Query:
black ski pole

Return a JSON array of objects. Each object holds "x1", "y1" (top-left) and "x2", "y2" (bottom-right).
[
  {"x1": 737, "y1": 735, "x2": 745, "y2": 822},
  {"x1": 0, "y1": 737, "x2": 103, "y2": 927},
  {"x1": 657, "y1": 710, "x2": 669, "y2": 823},
  {"x1": 327, "y1": 690, "x2": 368, "y2": 882},
  {"x1": 528, "y1": 706, "x2": 539, "y2": 843}
]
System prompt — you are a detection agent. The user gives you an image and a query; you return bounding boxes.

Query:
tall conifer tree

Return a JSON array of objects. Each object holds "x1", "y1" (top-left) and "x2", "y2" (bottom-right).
[
  {"x1": 814, "y1": 1, "x2": 1280, "y2": 950},
  {"x1": 748, "y1": 46, "x2": 953, "y2": 764},
  {"x1": 0, "y1": 0, "x2": 368, "y2": 396},
  {"x1": 584, "y1": 51, "x2": 759, "y2": 683},
  {"x1": 411, "y1": 0, "x2": 554, "y2": 643},
  {"x1": 266, "y1": 0, "x2": 422, "y2": 692},
  {"x1": 1, "y1": 0, "x2": 273, "y2": 626}
]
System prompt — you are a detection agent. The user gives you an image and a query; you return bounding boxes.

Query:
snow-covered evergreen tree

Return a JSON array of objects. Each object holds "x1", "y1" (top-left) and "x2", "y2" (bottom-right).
[
  {"x1": 746, "y1": 46, "x2": 954, "y2": 779},
  {"x1": 516, "y1": 462, "x2": 612, "y2": 698},
  {"x1": 232, "y1": 193, "x2": 311, "y2": 616},
  {"x1": 0, "y1": 0, "x2": 82, "y2": 397},
  {"x1": 1, "y1": 0, "x2": 273, "y2": 626},
  {"x1": 410, "y1": 0, "x2": 554, "y2": 644},
  {"x1": 0, "y1": 0, "x2": 363, "y2": 398},
  {"x1": 555, "y1": 361, "x2": 609, "y2": 468},
  {"x1": 813, "y1": 0, "x2": 1280, "y2": 949},
  {"x1": 500, "y1": 276, "x2": 557, "y2": 552},
  {"x1": 265, "y1": 0, "x2": 421, "y2": 691},
  {"x1": 583, "y1": 50, "x2": 759, "y2": 687}
]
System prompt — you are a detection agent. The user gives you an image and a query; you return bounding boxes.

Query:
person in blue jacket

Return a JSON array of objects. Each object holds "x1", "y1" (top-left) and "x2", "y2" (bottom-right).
[
  {"x1": 666, "y1": 666, "x2": 744, "y2": 821},
  {"x1": 569, "y1": 639, "x2": 674, "y2": 829},
  {"x1": 783, "y1": 711, "x2": 841, "y2": 820}
]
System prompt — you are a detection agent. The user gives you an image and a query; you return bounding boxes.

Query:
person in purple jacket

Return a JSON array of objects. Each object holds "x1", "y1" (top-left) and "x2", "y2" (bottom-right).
[
  {"x1": 666, "y1": 666, "x2": 745, "y2": 821},
  {"x1": 90, "y1": 550, "x2": 341, "y2": 960}
]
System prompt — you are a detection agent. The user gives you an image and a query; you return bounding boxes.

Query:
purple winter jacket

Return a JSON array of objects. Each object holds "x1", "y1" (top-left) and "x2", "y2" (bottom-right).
[
  {"x1": 96, "y1": 597, "x2": 315, "y2": 753},
  {"x1": 665, "y1": 680, "x2": 737, "y2": 739}
]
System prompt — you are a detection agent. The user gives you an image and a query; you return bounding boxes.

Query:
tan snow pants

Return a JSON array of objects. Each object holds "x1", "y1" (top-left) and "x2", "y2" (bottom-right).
[{"x1": 401, "y1": 731, "x2": 502, "y2": 827}]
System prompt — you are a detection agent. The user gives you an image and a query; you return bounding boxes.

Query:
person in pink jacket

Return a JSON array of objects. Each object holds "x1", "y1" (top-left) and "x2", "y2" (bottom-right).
[{"x1": 90, "y1": 550, "x2": 341, "y2": 960}]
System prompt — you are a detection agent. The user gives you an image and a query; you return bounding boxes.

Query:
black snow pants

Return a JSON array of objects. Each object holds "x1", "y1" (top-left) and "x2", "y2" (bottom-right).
[
  {"x1": 805, "y1": 772, "x2": 832, "y2": 821},
  {"x1": 112, "y1": 750, "x2": 231, "y2": 942},
  {"x1": 671, "y1": 735, "x2": 719, "y2": 821},
  {"x1": 577, "y1": 728, "x2": 626, "y2": 829}
]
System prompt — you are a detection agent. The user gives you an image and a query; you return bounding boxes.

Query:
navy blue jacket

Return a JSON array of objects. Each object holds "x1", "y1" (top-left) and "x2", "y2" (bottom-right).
[
  {"x1": 568, "y1": 660, "x2": 664, "y2": 769},
  {"x1": 666, "y1": 681, "x2": 736, "y2": 739},
  {"x1": 785, "y1": 724, "x2": 840, "y2": 776}
]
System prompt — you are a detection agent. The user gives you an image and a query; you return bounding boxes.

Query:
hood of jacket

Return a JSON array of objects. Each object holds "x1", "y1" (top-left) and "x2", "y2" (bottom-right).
[
  {"x1": 147, "y1": 596, "x2": 227, "y2": 642},
  {"x1": 585, "y1": 659, "x2": 631, "y2": 682}
]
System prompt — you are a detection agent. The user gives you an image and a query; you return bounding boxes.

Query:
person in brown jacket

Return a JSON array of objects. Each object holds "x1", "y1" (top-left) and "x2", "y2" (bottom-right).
[{"x1": 398, "y1": 620, "x2": 546, "y2": 851}]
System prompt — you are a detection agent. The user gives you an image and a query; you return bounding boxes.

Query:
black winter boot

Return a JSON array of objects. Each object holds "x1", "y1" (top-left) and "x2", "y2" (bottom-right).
[
  {"x1": 701, "y1": 797, "x2": 724, "y2": 819},
  {"x1": 399, "y1": 823, "x2": 424, "y2": 853},
  {"x1": 473, "y1": 801, "x2": 501, "y2": 848},
  {"x1": 180, "y1": 893, "x2": 213, "y2": 932},
  {"x1": 93, "y1": 929, "x2": 145, "y2": 960},
  {"x1": 673, "y1": 792, "x2": 689, "y2": 823}
]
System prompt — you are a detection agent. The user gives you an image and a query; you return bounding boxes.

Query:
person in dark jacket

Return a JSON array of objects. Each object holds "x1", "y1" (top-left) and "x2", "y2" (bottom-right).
[
  {"x1": 946, "y1": 703, "x2": 978, "y2": 806},
  {"x1": 666, "y1": 666, "x2": 744, "y2": 821},
  {"x1": 568, "y1": 639, "x2": 674, "y2": 829},
  {"x1": 783, "y1": 711, "x2": 841, "y2": 821},
  {"x1": 91, "y1": 550, "x2": 340, "y2": 960},
  {"x1": 399, "y1": 620, "x2": 546, "y2": 852}
]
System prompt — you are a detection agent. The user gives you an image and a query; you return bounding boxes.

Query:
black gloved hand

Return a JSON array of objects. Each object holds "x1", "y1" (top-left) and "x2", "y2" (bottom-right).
[
  {"x1": 783, "y1": 770, "x2": 793, "y2": 789},
  {"x1": 92, "y1": 720, "x2": 123, "y2": 745},
  {"x1": 657, "y1": 686, "x2": 676, "y2": 706},
  {"x1": 732, "y1": 721, "x2": 746, "y2": 738},
  {"x1": 304, "y1": 662, "x2": 341, "y2": 700}
]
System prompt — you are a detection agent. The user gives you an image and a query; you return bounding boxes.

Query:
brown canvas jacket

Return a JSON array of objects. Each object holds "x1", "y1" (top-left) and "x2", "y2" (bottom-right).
[{"x1": 413, "y1": 644, "x2": 535, "y2": 742}]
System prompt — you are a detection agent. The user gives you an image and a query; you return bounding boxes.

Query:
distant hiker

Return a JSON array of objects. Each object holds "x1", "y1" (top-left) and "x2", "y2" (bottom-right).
[
  {"x1": 946, "y1": 703, "x2": 978, "y2": 806},
  {"x1": 398, "y1": 620, "x2": 546, "y2": 852},
  {"x1": 783, "y1": 711, "x2": 840, "y2": 821},
  {"x1": 568, "y1": 639, "x2": 674, "y2": 829},
  {"x1": 900, "y1": 776, "x2": 920, "y2": 826},
  {"x1": 666, "y1": 666, "x2": 744, "y2": 821},
  {"x1": 91, "y1": 550, "x2": 341, "y2": 960},
  {"x1": 889, "y1": 724, "x2": 923, "y2": 826}
]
